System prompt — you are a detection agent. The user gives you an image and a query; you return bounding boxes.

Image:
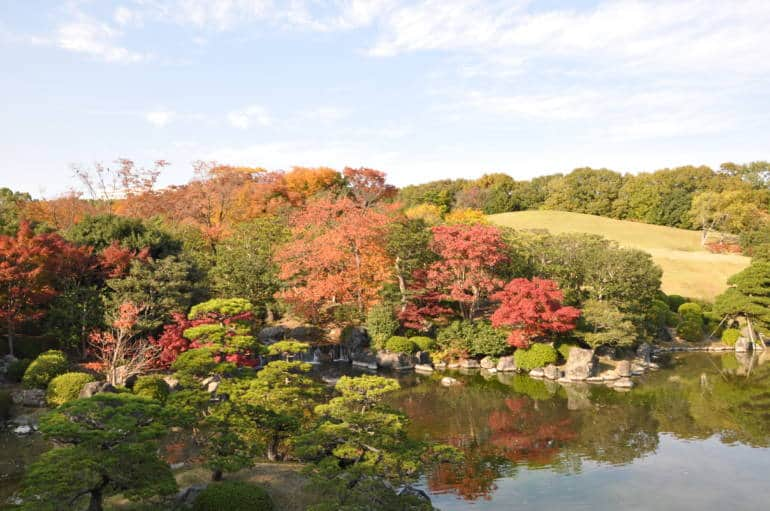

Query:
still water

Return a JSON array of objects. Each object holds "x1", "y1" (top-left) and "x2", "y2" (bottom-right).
[{"x1": 388, "y1": 353, "x2": 770, "y2": 510}]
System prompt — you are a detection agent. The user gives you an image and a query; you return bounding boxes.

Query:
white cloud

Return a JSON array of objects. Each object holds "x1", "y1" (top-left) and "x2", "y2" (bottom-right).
[
  {"x1": 227, "y1": 105, "x2": 271, "y2": 129},
  {"x1": 56, "y1": 18, "x2": 146, "y2": 62},
  {"x1": 145, "y1": 110, "x2": 175, "y2": 127},
  {"x1": 302, "y1": 106, "x2": 351, "y2": 123}
]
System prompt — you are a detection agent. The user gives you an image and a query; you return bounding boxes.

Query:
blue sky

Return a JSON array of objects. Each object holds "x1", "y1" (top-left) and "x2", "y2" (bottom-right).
[{"x1": 2, "y1": 0, "x2": 770, "y2": 197}]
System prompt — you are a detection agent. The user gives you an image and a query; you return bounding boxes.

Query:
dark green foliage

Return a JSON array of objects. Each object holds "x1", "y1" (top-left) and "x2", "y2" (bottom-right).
[
  {"x1": 307, "y1": 476, "x2": 434, "y2": 511},
  {"x1": 66, "y1": 214, "x2": 181, "y2": 259},
  {"x1": 172, "y1": 347, "x2": 235, "y2": 380},
  {"x1": 514, "y1": 344, "x2": 558, "y2": 371},
  {"x1": 543, "y1": 167, "x2": 624, "y2": 217},
  {"x1": 22, "y1": 350, "x2": 68, "y2": 389},
  {"x1": 106, "y1": 256, "x2": 200, "y2": 333},
  {"x1": 366, "y1": 304, "x2": 400, "y2": 349},
  {"x1": 43, "y1": 283, "x2": 104, "y2": 358},
  {"x1": 0, "y1": 390, "x2": 11, "y2": 420},
  {"x1": 184, "y1": 298, "x2": 262, "y2": 357},
  {"x1": 714, "y1": 260, "x2": 770, "y2": 335},
  {"x1": 211, "y1": 217, "x2": 287, "y2": 315},
  {"x1": 577, "y1": 299, "x2": 638, "y2": 349},
  {"x1": 21, "y1": 394, "x2": 176, "y2": 511},
  {"x1": 436, "y1": 320, "x2": 509, "y2": 357},
  {"x1": 721, "y1": 328, "x2": 741, "y2": 346},
  {"x1": 411, "y1": 336, "x2": 435, "y2": 352},
  {"x1": 678, "y1": 302, "x2": 703, "y2": 318},
  {"x1": 666, "y1": 295, "x2": 687, "y2": 312},
  {"x1": 5, "y1": 357, "x2": 31, "y2": 382},
  {"x1": 193, "y1": 481, "x2": 274, "y2": 511},
  {"x1": 397, "y1": 179, "x2": 466, "y2": 211},
  {"x1": 556, "y1": 341, "x2": 581, "y2": 362},
  {"x1": 385, "y1": 336, "x2": 417, "y2": 354},
  {"x1": 133, "y1": 375, "x2": 171, "y2": 403},
  {"x1": 46, "y1": 372, "x2": 96, "y2": 406},
  {"x1": 0, "y1": 187, "x2": 31, "y2": 236}
]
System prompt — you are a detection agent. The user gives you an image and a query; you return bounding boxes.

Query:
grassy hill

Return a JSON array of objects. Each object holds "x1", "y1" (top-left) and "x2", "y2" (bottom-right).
[{"x1": 488, "y1": 210, "x2": 750, "y2": 301}]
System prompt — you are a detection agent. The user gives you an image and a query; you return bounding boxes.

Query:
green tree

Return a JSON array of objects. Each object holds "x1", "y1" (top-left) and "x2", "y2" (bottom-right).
[
  {"x1": 577, "y1": 299, "x2": 638, "y2": 349},
  {"x1": 106, "y1": 256, "x2": 200, "y2": 332},
  {"x1": 21, "y1": 394, "x2": 176, "y2": 511},
  {"x1": 543, "y1": 168, "x2": 624, "y2": 216},
  {"x1": 366, "y1": 304, "x2": 400, "y2": 349},
  {"x1": 66, "y1": 214, "x2": 181, "y2": 259},
  {"x1": 0, "y1": 187, "x2": 31, "y2": 235},
  {"x1": 714, "y1": 260, "x2": 770, "y2": 340},
  {"x1": 386, "y1": 218, "x2": 434, "y2": 310},
  {"x1": 211, "y1": 217, "x2": 287, "y2": 319}
]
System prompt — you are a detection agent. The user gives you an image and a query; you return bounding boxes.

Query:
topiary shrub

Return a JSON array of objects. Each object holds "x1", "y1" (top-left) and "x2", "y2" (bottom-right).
[
  {"x1": 436, "y1": 321, "x2": 474, "y2": 353},
  {"x1": 0, "y1": 390, "x2": 11, "y2": 421},
  {"x1": 469, "y1": 321, "x2": 510, "y2": 357},
  {"x1": 172, "y1": 347, "x2": 234, "y2": 380},
  {"x1": 677, "y1": 302, "x2": 703, "y2": 319},
  {"x1": 384, "y1": 336, "x2": 417, "y2": 354},
  {"x1": 410, "y1": 336, "x2": 435, "y2": 352},
  {"x1": 133, "y1": 375, "x2": 171, "y2": 403},
  {"x1": 721, "y1": 328, "x2": 741, "y2": 346},
  {"x1": 193, "y1": 481, "x2": 274, "y2": 511},
  {"x1": 5, "y1": 358, "x2": 31, "y2": 383},
  {"x1": 22, "y1": 350, "x2": 69, "y2": 389},
  {"x1": 46, "y1": 372, "x2": 96, "y2": 406},
  {"x1": 514, "y1": 343, "x2": 558, "y2": 371},
  {"x1": 677, "y1": 302, "x2": 704, "y2": 342},
  {"x1": 366, "y1": 304, "x2": 399, "y2": 350}
]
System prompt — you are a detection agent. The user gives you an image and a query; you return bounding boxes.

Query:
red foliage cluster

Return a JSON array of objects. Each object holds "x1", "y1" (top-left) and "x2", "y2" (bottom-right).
[
  {"x1": 491, "y1": 277, "x2": 580, "y2": 348},
  {"x1": 705, "y1": 242, "x2": 742, "y2": 254}
]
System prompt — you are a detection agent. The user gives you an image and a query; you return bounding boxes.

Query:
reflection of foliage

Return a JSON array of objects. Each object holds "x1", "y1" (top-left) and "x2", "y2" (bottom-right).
[{"x1": 511, "y1": 374, "x2": 553, "y2": 401}]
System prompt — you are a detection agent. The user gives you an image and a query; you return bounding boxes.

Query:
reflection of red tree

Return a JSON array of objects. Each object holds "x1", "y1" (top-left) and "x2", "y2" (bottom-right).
[
  {"x1": 427, "y1": 396, "x2": 578, "y2": 500},
  {"x1": 488, "y1": 398, "x2": 576, "y2": 465}
]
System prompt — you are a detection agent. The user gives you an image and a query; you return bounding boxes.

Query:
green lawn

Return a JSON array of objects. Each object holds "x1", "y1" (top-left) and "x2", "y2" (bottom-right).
[{"x1": 488, "y1": 210, "x2": 750, "y2": 301}]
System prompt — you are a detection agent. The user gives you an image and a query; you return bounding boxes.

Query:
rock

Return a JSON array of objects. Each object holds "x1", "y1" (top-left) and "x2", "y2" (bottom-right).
[
  {"x1": 440, "y1": 376, "x2": 460, "y2": 387},
  {"x1": 586, "y1": 376, "x2": 604, "y2": 383},
  {"x1": 447, "y1": 361, "x2": 460, "y2": 369},
  {"x1": 176, "y1": 485, "x2": 207, "y2": 508},
  {"x1": 415, "y1": 351, "x2": 432, "y2": 365},
  {"x1": 14, "y1": 425, "x2": 33, "y2": 435},
  {"x1": 600, "y1": 371, "x2": 619, "y2": 381},
  {"x1": 735, "y1": 337, "x2": 752, "y2": 353},
  {"x1": 636, "y1": 342, "x2": 653, "y2": 363},
  {"x1": 482, "y1": 367, "x2": 498, "y2": 374},
  {"x1": 352, "y1": 360, "x2": 378, "y2": 370},
  {"x1": 10, "y1": 415, "x2": 37, "y2": 428},
  {"x1": 12, "y1": 389, "x2": 46, "y2": 407},
  {"x1": 496, "y1": 356, "x2": 516, "y2": 372},
  {"x1": 557, "y1": 377, "x2": 571, "y2": 384},
  {"x1": 341, "y1": 326, "x2": 370, "y2": 359},
  {"x1": 543, "y1": 364, "x2": 561, "y2": 380},
  {"x1": 79, "y1": 381, "x2": 116, "y2": 399},
  {"x1": 614, "y1": 378, "x2": 634, "y2": 389},
  {"x1": 287, "y1": 326, "x2": 324, "y2": 342},
  {"x1": 564, "y1": 348, "x2": 596, "y2": 381},
  {"x1": 631, "y1": 364, "x2": 646, "y2": 376},
  {"x1": 376, "y1": 351, "x2": 415, "y2": 371},
  {"x1": 200, "y1": 375, "x2": 220, "y2": 387},
  {"x1": 398, "y1": 485, "x2": 432, "y2": 505},
  {"x1": 258, "y1": 326, "x2": 287, "y2": 343},
  {"x1": 204, "y1": 380, "x2": 219, "y2": 393},
  {"x1": 414, "y1": 364, "x2": 434, "y2": 373},
  {"x1": 479, "y1": 357, "x2": 496, "y2": 369},
  {"x1": 459, "y1": 359, "x2": 480, "y2": 369},
  {"x1": 162, "y1": 376, "x2": 180, "y2": 391},
  {"x1": 434, "y1": 362, "x2": 447, "y2": 370},
  {"x1": 529, "y1": 368, "x2": 545, "y2": 378},
  {"x1": 616, "y1": 360, "x2": 632, "y2": 377}
]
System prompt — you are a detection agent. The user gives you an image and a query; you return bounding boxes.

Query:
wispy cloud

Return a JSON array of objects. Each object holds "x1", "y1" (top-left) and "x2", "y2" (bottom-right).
[
  {"x1": 145, "y1": 110, "x2": 175, "y2": 126},
  {"x1": 56, "y1": 18, "x2": 147, "y2": 63},
  {"x1": 227, "y1": 105, "x2": 271, "y2": 129}
]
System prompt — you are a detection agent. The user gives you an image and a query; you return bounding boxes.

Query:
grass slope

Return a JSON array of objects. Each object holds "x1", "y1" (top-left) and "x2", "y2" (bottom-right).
[{"x1": 488, "y1": 210, "x2": 750, "y2": 301}]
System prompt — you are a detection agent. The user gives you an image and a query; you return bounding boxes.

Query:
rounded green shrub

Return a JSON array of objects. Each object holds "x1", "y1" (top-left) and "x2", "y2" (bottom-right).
[
  {"x1": 193, "y1": 481, "x2": 274, "y2": 511},
  {"x1": 5, "y1": 358, "x2": 31, "y2": 383},
  {"x1": 677, "y1": 319, "x2": 704, "y2": 342},
  {"x1": 410, "y1": 336, "x2": 435, "y2": 352},
  {"x1": 514, "y1": 344, "x2": 558, "y2": 371},
  {"x1": 172, "y1": 347, "x2": 234, "y2": 379},
  {"x1": 667, "y1": 294, "x2": 687, "y2": 312},
  {"x1": 366, "y1": 304, "x2": 399, "y2": 349},
  {"x1": 469, "y1": 322, "x2": 510, "y2": 357},
  {"x1": 677, "y1": 302, "x2": 703, "y2": 319},
  {"x1": 721, "y1": 328, "x2": 741, "y2": 346},
  {"x1": 0, "y1": 390, "x2": 12, "y2": 421},
  {"x1": 22, "y1": 350, "x2": 69, "y2": 389},
  {"x1": 133, "y1": 375, "x2": 171, "y2": 403},
  {"x1": 384, "y1": 336, "x2": 417, "y2": 354},
  {"x1": 46, "y1": 372, "x2": 96, "y2": 406}
]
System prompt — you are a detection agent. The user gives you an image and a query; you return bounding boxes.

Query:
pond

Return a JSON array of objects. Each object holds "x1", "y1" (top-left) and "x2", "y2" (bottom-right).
[{"x1": 386, "y1": 352, "x2": 770, "y2": 510}]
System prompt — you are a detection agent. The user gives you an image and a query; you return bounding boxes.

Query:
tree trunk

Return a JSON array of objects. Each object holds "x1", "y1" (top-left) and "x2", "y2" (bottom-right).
[
  {"x1": 211, "y1": 469, "x2": 223, "y2": 481},
  {"x1": 6, "y1": 320, "x2": 14, "y2": 357},
  {"x1": 88, "y1": 488, "x2": 103, "y2": 511},
  {"x1": 266, "y1": 435, "x2": 280, "y2": 462}
]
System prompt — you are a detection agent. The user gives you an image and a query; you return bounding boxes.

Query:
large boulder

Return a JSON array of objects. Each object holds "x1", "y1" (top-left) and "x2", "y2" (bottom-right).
[
  {"x1": 258, "y1": 326, "x2": 287, "y2": 343},
  {"x1": 479, "y1": 357, "x2": 496, "y2": 370},
  {"x1": 415, "y1": 351, "x2": 432, "y2": 365},
  {"x1": 440, "y1": 376, "x2": 460, "y2": 387},
  {"x1": 735, "y1": 337, "x2": 752, "y2": 353},
  {"x1": 79, "y1": 381, "x2": 117, "y2": 399},
  {"x1": 12, "y1": 389, "x2": 46, "y2": 407},
  {"x1": 543, "y1": 364, "x2": 561, "y2": 380},
  {"x1": 636, "y1": 342, "x2": 653, "y2": 363},
  {"x1": 564, "y1": 348, "x2": 596, "y2": 381},
  {"x1": 341, "y1": 326, "x2": 370, "y2": 359},
  {"x1": 496, "y1": 356, "x2": 516, "y2": 372},
  {"x1": 459, "y1": 359, "x2": 480, "y2": 369},
  {"x1": 376, "y1": 351, "x2": 415, "y2": 371},
  {"x1": 616, "y1": 360, "x2": 632, "y2": 378}
]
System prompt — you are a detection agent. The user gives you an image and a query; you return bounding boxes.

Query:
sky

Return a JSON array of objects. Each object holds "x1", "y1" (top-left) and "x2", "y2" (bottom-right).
[{"x1": 2, "y1": 0, "x2": 770, "y2": 197}]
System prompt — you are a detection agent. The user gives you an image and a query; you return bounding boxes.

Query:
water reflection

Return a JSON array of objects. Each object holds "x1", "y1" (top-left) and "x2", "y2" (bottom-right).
[{"x1": 388, "y1": 352, "x2": 770, "y2": 506}]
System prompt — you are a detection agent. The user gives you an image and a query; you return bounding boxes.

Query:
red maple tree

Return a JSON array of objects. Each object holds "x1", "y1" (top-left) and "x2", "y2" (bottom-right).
[{"x1": 490, "y1": 277, "x2": 580, "y2": 348}]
